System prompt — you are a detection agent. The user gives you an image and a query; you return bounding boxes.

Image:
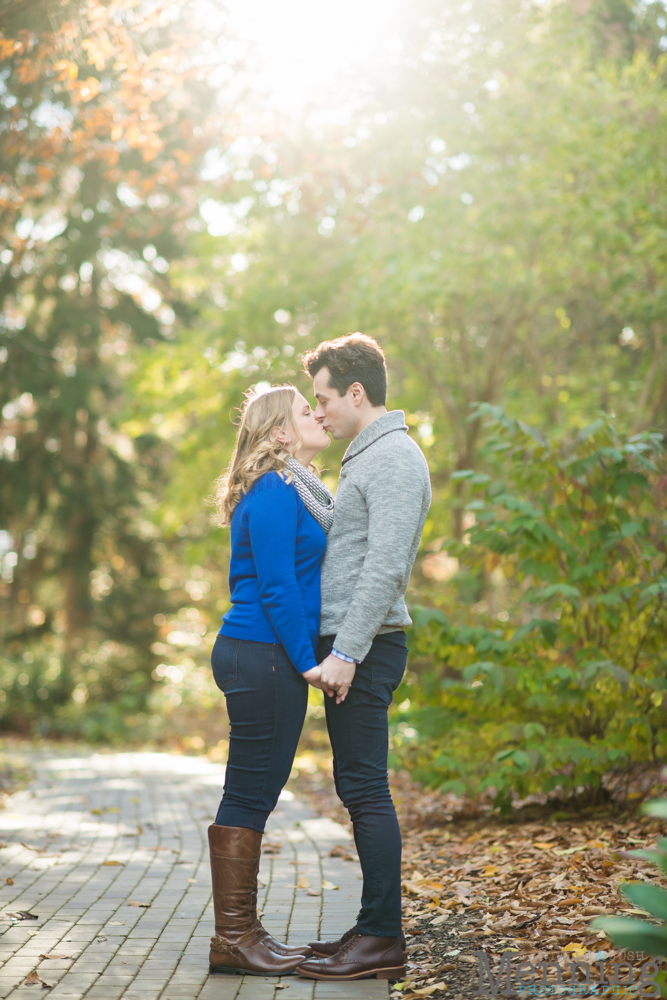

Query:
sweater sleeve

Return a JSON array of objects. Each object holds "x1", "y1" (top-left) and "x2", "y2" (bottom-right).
[
  {"x1": 246, "y1": 479, "x2": 318, "y2": 674},
  {"x1": 333, "y1": 451, "x2": 430, "y2": 662}
]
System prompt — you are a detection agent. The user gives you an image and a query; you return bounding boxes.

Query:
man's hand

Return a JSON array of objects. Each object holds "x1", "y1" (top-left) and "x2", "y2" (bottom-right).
[
  {"x1": 319, "y1": 652, "x2": 356, "y2": 704},
  {"x1": 302, "y1": 666, "x2": 323, "y2": 690}
]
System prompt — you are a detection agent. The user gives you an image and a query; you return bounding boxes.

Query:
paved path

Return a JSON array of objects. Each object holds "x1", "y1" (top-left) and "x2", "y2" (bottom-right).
[{"x1": 0, "y1": 752, "x2": 388, "y2": 1000}]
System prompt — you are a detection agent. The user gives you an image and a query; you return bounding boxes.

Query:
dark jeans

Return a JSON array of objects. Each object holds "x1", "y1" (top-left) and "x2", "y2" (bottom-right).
[
  {"x1": 211, "y1": 635, "x2": 308, "y2": 832},
  {"x1": 320, "y1": 631, "x2": 407, "y2": 937}
]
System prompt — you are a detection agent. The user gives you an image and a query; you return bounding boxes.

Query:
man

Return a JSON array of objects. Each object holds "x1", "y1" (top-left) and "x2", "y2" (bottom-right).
[{"x1": 296, "y1": 333, "x2": 431, "y2": 982}]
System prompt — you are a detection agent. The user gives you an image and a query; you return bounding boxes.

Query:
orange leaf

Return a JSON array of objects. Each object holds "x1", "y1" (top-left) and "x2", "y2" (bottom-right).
[
  {"x1": 17, "y1": 60, "x2": 41, "y2": 84},
  {"x1": 77, "y1": 77, "x2": 101, "y2": 102},
  {"x1": 55, "y1": 60, "x2": 78, "y2": 82},
  {"x1": 0, "y1": 38, "x2": 19, "y2": 59}
]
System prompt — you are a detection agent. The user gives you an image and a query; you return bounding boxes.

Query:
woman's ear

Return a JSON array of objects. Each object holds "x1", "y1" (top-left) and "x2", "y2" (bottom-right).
[{"x1": 271, "y1": 425, "x2": 291, "y2": 446}]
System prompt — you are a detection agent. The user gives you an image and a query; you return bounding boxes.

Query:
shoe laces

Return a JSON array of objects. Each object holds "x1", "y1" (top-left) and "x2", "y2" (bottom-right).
[{"x1": 337, "y1": 933, "x2": 361, "y2": 958}]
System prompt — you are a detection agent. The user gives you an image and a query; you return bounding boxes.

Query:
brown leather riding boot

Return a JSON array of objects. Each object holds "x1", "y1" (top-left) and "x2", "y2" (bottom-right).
[
  {"x1": 297, "y1": 933, "x2": 407, "y2": 980},
  {"x1": 208, "y1": 824, "x2": 309, "y2": 975},
  {"x1": 309, "y1": 927, "x2": 406, "y2": 958}
]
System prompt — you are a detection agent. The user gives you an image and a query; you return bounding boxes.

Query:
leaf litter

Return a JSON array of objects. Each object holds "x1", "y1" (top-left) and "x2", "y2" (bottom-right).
[{"x1": 291, "y1": 760, "x2": 667, "y2": 998}]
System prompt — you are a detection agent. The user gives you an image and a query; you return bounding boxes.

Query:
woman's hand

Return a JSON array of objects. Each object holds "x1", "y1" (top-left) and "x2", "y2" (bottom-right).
[{"x1": 302, "y1": 666, "x2": 325, "y2": 690}]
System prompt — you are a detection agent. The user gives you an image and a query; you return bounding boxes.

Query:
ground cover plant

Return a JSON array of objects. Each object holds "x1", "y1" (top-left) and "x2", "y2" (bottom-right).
[
  {"x1": 593, "y1": 794, "x2": 667, "y2": 972},
  {"x1": 393, "y1": 409, "x2": 667, "y2": 813}
]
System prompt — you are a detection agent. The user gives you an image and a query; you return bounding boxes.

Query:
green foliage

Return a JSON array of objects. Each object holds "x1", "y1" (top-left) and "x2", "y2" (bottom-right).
[
  {"x1": 391, "y1": 410, "x2": 667, "y2": 810},
  {"x1": 593, "y1": 795, "x2": 667, "y2": 961},
  {"x1": 5, "y1": 0, "x2": 667, "y2": 744}
]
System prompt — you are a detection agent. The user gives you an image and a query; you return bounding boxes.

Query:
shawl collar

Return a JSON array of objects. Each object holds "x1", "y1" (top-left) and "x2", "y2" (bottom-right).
[{"x1": 341, "y1": 410, "x2": 409, "y2": 466}]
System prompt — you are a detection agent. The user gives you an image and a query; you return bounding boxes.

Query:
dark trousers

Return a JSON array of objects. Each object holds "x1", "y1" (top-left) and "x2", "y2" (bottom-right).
[
  {"x1": 320, "y1": 631, "x2": 407, "y2": 937},
  {"x1": 211, "y1": 635, "x2": 308, "y2": 832}
]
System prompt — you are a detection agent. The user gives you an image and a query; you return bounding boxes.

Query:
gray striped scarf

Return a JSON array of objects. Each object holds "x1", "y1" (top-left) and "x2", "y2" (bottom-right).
[{"x1": 285, "y1": 457, "x2": 335, "y2": 535}]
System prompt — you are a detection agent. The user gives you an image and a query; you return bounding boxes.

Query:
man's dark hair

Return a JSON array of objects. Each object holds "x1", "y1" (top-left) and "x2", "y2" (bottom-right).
[{"x1": 302, "y1": 333, "x2": 387, "y2": 406}]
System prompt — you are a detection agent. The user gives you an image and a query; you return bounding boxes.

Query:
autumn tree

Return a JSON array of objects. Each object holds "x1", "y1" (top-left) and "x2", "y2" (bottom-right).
[{"x1": 0, "y1": 0, "x2": 235, "y2": 734}]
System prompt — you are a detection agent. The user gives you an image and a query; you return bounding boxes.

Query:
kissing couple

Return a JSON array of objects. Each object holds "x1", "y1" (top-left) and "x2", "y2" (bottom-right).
[{"x1": 207, "y1": 333, "x2": 431, "y2": 980}]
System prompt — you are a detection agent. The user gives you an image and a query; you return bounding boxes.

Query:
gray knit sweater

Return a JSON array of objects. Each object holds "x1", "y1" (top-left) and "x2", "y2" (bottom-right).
[{"x1": 320, "y1": 409, "x2": 432, "y2": 662}]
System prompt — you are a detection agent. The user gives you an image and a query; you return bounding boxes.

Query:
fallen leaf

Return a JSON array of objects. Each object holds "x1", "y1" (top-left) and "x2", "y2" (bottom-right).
[
  {"x1": 6, "y1": 878, "x2": 13, "y2": 884},
  {"x1": 322, "y1": 880, "x2": 339, "y2": 890},
  {"x1": 262, "y1": 841, "x2": 282, "y2": 854},
  {"x1": 275, "y1": 984, "x2": 289, "y2": 989},
  {"x1": 106, "y1": 807, "x2": 121, "y2": 813},
  {"x1": 128, "y1": 900, "x2": 151, "y2": 908},
  {"x1": 306, "y1": 889, "x2": 320, "y2": 896},
  {"x1": 430, "y1": 913, "x2": 450, "y2": 925},
  {"x1": 297, "y1": 875, "x2": 311, "y2": 889},
  {"x1": 329, "y1": 845, "x2": 356, "y2": 860},
  {"x1": 102, "y1": 860, "x2": 123, "y2": 866},
  {"x1": 129, "y1": 797, "x2": 140, "y2": 803},
  {"x1": 90, "y1": 809, "x2": 102, "y2": 815},
  {"x1": 24, "y1": 971, "x2": 52, "y2": 987}
]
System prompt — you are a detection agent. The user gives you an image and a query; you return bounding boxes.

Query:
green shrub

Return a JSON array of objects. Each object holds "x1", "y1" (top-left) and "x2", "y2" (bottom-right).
[
  {"x1": 393, "y1": 408, "x2": 667, "y2": 811},
  {"x1": 592, "y1": 796, "x2": 667, "y2": 975}
]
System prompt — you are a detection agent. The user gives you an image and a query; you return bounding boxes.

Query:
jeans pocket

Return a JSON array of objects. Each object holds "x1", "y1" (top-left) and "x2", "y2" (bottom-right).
[
  {"x1": 370, "y1": 633, "x2": 407, "y2": 693},
  {"x1": 211, "y1": 636, "x2": 238, "y2": 692}
]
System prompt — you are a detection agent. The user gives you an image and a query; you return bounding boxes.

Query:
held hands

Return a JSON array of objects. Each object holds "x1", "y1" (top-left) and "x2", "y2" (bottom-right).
[
  {"x1": 301, "y1": 664, "x2": 339, "y2": 700},
  {"x1": 303, "y1": 655, "x2": 356, "y2": 703},
  {"x1": 319, "y1": 652, "x2": 356, "y2": 704}
]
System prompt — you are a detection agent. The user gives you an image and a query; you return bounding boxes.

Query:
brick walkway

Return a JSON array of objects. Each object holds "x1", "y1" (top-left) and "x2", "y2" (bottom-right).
[{"x1": 0, "y1": 751, "x2": 388, "y2": 1000}]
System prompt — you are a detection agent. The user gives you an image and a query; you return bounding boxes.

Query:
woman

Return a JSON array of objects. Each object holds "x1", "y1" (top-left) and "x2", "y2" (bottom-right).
[{"x1": 208, "y1": 385, "x2": 333, "y2": 976}]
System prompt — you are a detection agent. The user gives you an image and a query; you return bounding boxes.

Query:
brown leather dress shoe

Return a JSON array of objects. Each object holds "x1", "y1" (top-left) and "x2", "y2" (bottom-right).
[
  {"x1": 309, "y1": 927, "x2": 406, "y2": 958},
  {"x1": 297, "y1": 933, "x2": 407, "y2": 980},
  {"x1": 208, "y1": 825, "x2": 308, "y2": 975}
]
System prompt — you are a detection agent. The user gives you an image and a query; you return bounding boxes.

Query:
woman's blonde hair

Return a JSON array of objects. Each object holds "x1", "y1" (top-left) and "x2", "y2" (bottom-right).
[{"x1": 213, "y1": 386, "x2": 301, "y2": 526}]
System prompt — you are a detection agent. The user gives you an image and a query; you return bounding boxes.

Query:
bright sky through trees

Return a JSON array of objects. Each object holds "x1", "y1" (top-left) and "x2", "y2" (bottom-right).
[{"x1": 221, "y1": 0, "x2": 402, "y2": 112}]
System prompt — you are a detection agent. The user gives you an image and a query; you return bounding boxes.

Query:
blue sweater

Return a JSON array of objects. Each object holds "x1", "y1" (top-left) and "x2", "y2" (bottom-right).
[{"x1": 220, "y1": 471, "x2": 327, "y2": 674}]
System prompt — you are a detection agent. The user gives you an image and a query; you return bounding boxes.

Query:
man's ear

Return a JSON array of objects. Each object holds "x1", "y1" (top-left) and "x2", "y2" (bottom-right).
[{"x1": 348, "y1": 382, "x2": 366, "y2": 407}]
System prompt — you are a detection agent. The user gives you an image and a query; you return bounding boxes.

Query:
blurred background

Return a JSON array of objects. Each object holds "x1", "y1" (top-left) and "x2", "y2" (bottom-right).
[{"x1": 1, "y1": 0, "x2": 666, "y2": 811}]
